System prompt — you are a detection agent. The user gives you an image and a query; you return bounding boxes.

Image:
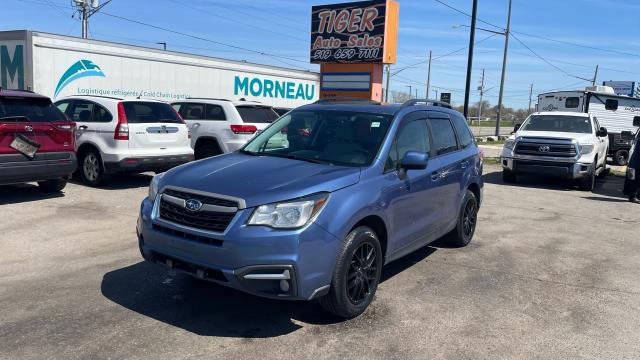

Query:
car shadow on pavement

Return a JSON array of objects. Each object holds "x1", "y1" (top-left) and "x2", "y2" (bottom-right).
[
  {"x1": 0, "y1": 183, "x2": 65, "y2": 205},
  {"x1": 102, "y1": 247, "x2": 439, "y2": 338},
  {"x1": 70, "y1": 173, "x2": 153, "y2": 190}
]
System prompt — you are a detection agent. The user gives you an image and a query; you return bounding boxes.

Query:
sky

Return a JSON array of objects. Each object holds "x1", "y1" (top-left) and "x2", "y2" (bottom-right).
[{"x1": 3, "y1": 0, "x2": 640, "y2": 109}]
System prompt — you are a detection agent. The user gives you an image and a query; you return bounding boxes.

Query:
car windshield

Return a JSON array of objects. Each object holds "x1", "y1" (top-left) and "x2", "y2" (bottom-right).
[
  {"x1": 236, "y1": 105, "x2": 279, "y2": 123},
  {"x1": 0, "y1": 96, "x2": 67, "y2": 122},
  {"x1": 123, "y1": 101, "x2": 183, "y2": 124},
  {"x1": 242, "y1": 110, "x2": 393, "y2": 167},
  {"x1": 522, "y1": 115, "x2": 592, "y2": 133}
]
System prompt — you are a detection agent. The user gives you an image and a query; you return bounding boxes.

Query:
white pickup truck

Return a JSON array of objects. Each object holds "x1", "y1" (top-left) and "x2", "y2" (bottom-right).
[{"x1": 501, "y1": 112, "x2": 609, "y2": 191}]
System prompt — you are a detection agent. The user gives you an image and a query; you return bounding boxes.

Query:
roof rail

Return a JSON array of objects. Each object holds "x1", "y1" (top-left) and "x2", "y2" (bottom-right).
[
  {"x1": 186, "y1": 97, "x2": 231, "y2": 102},
  {"x1": 402, "y1": 99, "x2": 452, "y2": 109},
  {"x1": 313, "y1": 97, "x2": 381, "y2": 105},
  {"x1": 74, "y1": 94, "x2": 124, "y2": 100}
]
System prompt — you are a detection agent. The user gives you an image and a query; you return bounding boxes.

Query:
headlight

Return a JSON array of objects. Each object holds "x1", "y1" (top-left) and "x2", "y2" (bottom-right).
[
  {"x1": 148, "y1": 172, "x2": 164, "y2": 202},
  {"x1": 247, "y1": 193, "x2": 329, "y2": 229},
  {"x1": 504, "y1": 139, "x2": 516, "y2": 150},
  {"x1": 579, "y1": 144, "x2": 594, "y2": 155}
]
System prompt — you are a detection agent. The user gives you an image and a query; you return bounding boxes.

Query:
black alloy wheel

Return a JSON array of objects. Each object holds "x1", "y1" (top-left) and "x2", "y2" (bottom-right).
[{"x1": 346, "y1": 242, "x2": 378, "y2": 304}]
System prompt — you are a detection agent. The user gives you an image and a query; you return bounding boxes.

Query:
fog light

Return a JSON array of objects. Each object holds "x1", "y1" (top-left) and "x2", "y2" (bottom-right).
[{"x1": 279, "y1": 279, "x2": 290, "y2": 292}]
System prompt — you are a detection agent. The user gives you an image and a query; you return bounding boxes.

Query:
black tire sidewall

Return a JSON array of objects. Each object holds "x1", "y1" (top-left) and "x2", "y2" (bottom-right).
[
  {"x1": 38, "y1": 179, "x2": 67, "y2": 192},
  {"x1": 454, "y1": 190, "x2": 478, "y2": 246},
  {"x1": 615, "y1": 149, "x2": 629, "y2": 166},
  {"x1": 323, "y1": 226, "x2": 382, "y2": 318},
  {"x1": 196, "y1": 143, "x2": 221, "y2": 160}
]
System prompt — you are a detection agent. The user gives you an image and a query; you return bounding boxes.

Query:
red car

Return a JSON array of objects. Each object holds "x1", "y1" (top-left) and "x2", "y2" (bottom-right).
[{"x1": 0, "y1": 89, "x2": 77, "y2": 192}]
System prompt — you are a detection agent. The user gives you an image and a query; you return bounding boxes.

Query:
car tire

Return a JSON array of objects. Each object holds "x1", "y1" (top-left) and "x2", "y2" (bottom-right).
[
  {"x1": 195, "y1": 141, "x2": 221, "y2": 160},
  {"x1": 319, "y1": 226, "x2": 383, "y2": 319},
  {"x1": 502, "y1": 169, "x2": 517, "y2": 183},
  {"x1": 80, "y1": 149, "x2": 106, "y2": 186},
  {"x1": 579, "y1": 161, "x2": 596, "y2": 191},
  {"x1": 614, "y1": 149, "x2": 629, "y2": 166},
  {"x1": 37, "y1": 178, "x2": 67, "y2": 192},
  {"x1": 445, "y1": 190, "x2": 478, "y2": 247}
]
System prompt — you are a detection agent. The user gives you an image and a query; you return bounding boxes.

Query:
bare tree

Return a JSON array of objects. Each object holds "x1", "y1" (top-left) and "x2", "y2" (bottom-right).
[{"x1": 391, "y1": 91, "x2": 412, "y2": 103}]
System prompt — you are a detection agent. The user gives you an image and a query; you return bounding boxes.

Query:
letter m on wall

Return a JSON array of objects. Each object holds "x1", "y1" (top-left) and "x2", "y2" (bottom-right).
[{"x1": 1, "y1": 44, "x2": 25, "y2": 89}]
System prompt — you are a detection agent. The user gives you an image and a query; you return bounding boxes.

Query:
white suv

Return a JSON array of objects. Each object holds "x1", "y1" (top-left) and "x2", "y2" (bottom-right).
[
  {"x1": 55, "y1": 96, "x2": 193, "y2": 186},
  {"x1": 171, "y1": 98, "x2": 279, "y2": 159}
]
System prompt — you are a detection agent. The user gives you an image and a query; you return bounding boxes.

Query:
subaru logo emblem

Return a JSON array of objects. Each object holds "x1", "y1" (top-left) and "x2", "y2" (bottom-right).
[
  {"x1": 185, "y1": 199, "x2": 203, "y2": 212},
  {"x1": 25, "y1": 125, "x2": 33, "y2": 132},
  {"x1": 538, "y1": 145, "x2": 551, "y2": 153}
]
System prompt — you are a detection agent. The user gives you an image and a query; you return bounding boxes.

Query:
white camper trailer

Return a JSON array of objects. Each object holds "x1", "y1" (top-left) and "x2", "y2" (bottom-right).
[{"x1": 536, "y1": 86, "x2": 640, "y2": 165}]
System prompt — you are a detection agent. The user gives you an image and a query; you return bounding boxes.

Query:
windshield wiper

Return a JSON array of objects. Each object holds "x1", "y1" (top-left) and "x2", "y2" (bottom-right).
[
  {"x1": 239, "y1": 149, "x2": 260, "y2": 156},
  {"x1": 273, "y1": 153, "x2": 333, "y2": 165}
]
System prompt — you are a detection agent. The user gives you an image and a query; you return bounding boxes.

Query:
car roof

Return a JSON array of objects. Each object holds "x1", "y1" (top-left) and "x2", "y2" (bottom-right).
[
  {"x1": 178, "y1": 98, "x2": 270, "y2": 107},
  {"x1": 0, "y1": 88, "x2": 50, "y2": 100},
  {"x1": 294, "y1": 102, "x2": 459, "y2": 117},
  {"x1": 532, "y1": 111, "x2": 590, "y2": 117},
  {"x1": 58, "y1": 95, "x2": 168, "y2": 104}
]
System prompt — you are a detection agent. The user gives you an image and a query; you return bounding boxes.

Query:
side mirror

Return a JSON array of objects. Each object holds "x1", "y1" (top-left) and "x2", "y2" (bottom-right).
[
  {"x1": 400, "y1": 151, "x2": 428, "y2": 171},
  {"x1": 513, "y1": 123, "x2": 521, "y2": 133},
  {"x1": 597, "y1": 127, "x2": 608, "y2": 137},
  {"x1": 633, "y1": 116, "x2": 640, "y2": 127}
]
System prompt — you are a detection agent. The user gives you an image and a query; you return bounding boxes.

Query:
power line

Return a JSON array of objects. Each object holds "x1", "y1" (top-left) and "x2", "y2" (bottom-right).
[
  {"x1": 99, "y1": 11, "x2": 313, "y2": 70},
  {"x1": 433, "y1": 0, "x2": 503, "y2": 30},
  {"x1": 510, "y1": 33, "x2": 592, "y2": 83}
]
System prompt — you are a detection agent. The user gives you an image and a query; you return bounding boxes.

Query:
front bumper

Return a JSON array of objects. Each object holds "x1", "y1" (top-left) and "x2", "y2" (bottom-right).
[
  {"x1": 105, "y1": 153, "x2": 193, "y2": 174},
  {"x1": 136, "y1": 197, "x2": 339, "y2": 301},
  {"x1": 0, "y1": 152, "x2": 77, "y2": 185},
  {"x1": 501, "y1": 156, "x2": 593, "y2": 179}
]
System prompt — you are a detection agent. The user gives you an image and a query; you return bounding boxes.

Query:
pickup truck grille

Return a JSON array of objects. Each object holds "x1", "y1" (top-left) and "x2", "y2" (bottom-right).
[
  {"x1": 514, "y1": 138, "x2": 576, "y2": 157},
  {"x1": 159, "y1": 189, "x2": 238, "y2": 233}
]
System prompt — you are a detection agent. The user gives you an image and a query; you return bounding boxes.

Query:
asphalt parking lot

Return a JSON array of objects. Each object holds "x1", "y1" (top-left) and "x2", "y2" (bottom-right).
[{"x1": 1, "y1": 164, "x2": 639, "y2": 359}]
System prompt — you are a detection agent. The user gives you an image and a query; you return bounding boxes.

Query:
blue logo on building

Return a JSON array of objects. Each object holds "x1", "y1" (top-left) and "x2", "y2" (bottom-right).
[
  {"x1": 234, "y1": 76, "x2": 315, "y2": 100},
  {"x1": 54, "y1": 60, "x2": 105, "y2": 98}
]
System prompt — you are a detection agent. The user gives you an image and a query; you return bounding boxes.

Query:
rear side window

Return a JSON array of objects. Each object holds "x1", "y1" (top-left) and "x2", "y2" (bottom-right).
[
  {"x1": 69, "y1": 101, "x2": 94, "y2": 122},
  {"x1": 429, "y1": 117, "x2": 459, "y2": 155},
  {"x1": 565, "y1": 97, "x2": 579, "y2": 108},
  {"x1": 236, "y1": 106, "x2": 279, "y2": 123},
  {"x1": 123, "y1": 102, "x2": 182, "y2": 124},
  {"x1": 179, "y1": 103, "x2": 204, "y2": 120},
  {"x1": 205, "y1": 104, "x2": 226, "y2": 120},
  {"x1": 450, "y1": 114, "x2": 474, "y2": 149},
  {"x1": 0, "y1": 97, "x2": 66, "y2": 122},
  {"x1": 94, "y1": 104, "x2": 112, "y2": 122}
]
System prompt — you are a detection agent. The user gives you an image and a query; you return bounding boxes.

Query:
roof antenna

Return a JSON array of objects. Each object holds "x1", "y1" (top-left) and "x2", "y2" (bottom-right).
[{"x1": 239, "y1": 97, "x2": 246, "y2": 101}]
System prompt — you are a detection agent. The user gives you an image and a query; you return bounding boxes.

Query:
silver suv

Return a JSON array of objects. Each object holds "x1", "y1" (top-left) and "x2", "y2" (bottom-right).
[
  {"x1": 55, "y1": 95, "x2": 193, "y2": 186},
  {"x1": 172, "y1": 98, "x2": 279, "y2": 159}
]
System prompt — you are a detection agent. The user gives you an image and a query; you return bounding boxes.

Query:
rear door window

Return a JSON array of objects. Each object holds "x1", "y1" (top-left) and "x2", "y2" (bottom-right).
[
  {"x1": 123, "y1": 102, "x2": 182, "y2": 124},
  {"x1": 429, "y1": 116, "x2": 459, "y2": 156},
  {"x1": 68, "y1": 100, "x2": 94, "y2": 122},
  {"x1": 179, "y1": 103, "x2": 205, "y2": 120},
  {"x1": 236, "y1": 106, "x2": 279, "y2": 123},
  {"x1": 205, "y1": 104, "x2": 226, "y2": 120},
  {"x1": 0, "y1": 96, "x2": 67, "y2": 122},
  {"x1": 93, "y1": 104, "x2": 113, "y2": 122},
  {"x1": 450, "y1": 113, "x2": 474, "y2": 149}
]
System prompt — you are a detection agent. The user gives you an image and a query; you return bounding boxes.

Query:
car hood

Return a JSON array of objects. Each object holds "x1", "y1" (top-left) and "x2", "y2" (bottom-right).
[
  {"x1": 516, "y1": 130, "x2": 593, "y2": 143},
  {"x1": 160, "y1": 153, "x2": 361, "y2": 208}
]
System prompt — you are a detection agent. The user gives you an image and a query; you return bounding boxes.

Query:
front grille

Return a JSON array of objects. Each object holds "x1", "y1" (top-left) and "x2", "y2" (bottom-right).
[
  {"x1": 153, "y1": 224, "x2": 223, "y2": 247},
  {"x1": 514, "y1": 139, "x2": 576, "y2": 157},
  {"x1": 158, "y1": 188, "x2": 238, "y2": 232}
]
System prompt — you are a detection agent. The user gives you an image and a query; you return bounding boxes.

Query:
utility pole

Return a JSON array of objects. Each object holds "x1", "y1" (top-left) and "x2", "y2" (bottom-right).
[
  {"x1": 415, "y1": 88, "x2": 418, "y2": 99},
  {"x1": 407, "y1": 85, "x2": 412, "y2": 99},
  {"x1": 385, "y1": 64, "x2": 391, "y2": 103},
  {"x1": 74, "y1": 0, "x2": 112, "y2": 39},
  {"x1": 527, "y1": 83, "x2": 533, "y2": 115},
  {"x1": 434, "y1": 90, "x2": 438, "y2": 99},
  {"x1": 592, "y1": 65, "x2": 599, "y2": 86},
  {"x1": 478, "y1": 68, "x2": 485, "y2": 126},
  {"x1": 463, "y1": 0, "x2": 478, "y2": 119},
  {"x1": 495, "y1": 0, "x2": 512, "y2": 137},
  {"x1": 425, "y1": 50, "x2": 432, "y2": 100}
]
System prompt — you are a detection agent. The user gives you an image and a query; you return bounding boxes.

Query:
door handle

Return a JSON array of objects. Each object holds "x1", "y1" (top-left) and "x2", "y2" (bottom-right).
[
  {"x1": 78, "y1": 125, "x2": 88, "y2": 130},
  {"x1": 192, "y1": 123, "x2": 200, "y2": 128},
  {"x1": 431, "y1": 171, "x2": 441, "y2": 181}
]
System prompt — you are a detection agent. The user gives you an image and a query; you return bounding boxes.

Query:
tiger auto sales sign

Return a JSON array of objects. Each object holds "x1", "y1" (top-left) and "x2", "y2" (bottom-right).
[{"x1": 310, "y1": 0, "x2": 396, "y2": 64}]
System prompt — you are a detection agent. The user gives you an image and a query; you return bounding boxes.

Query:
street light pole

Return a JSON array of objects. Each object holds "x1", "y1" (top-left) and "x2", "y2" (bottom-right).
[
  {"x1": 425, "y1": 50, "x2": 432, "y2": 100},
  {"x1": 478, "y1": 68, "x2": 485, "y2": 126},
  {"x1": 527, "y1": 83, "x2": 533, "y2": 115},
  {"x1": 495, "y1": 0, "x2": 512, "y2": 137},
  {"x1": 463, "y1": 0, "x2": 478, "y2": 119},
  {"x1": 385, "y1": 64, "x2": 391, "y2": 103}
]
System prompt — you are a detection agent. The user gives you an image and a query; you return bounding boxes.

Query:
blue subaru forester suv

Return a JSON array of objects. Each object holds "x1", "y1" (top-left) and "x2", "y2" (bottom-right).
[{"x1": 137, "y1": 99, "x2": 483, "y2": 318}]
